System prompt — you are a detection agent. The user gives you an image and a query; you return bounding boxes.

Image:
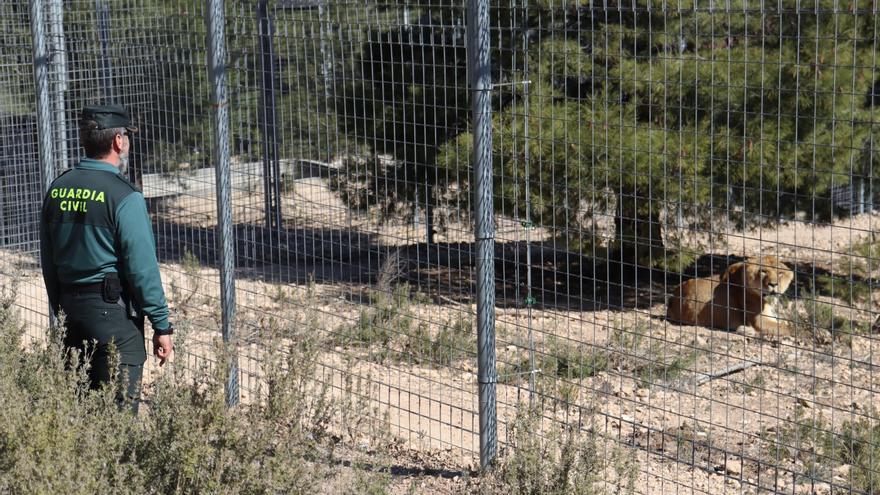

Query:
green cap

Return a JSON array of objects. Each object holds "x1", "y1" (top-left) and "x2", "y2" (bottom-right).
[{"x1": 80, "y1": 104, "x2": 138, "y2": 133}]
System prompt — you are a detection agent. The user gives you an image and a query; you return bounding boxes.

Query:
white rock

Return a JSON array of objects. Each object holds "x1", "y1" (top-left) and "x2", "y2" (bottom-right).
[
  {"x1": 737, "y1": 325, "x2": 757, "y2": 337},
  {"x1": 724, "y1": 459, "x2": 742, "y2": 475},
  {"x1": 833, "y1": 464, "x2": 851, "y2": 478}
]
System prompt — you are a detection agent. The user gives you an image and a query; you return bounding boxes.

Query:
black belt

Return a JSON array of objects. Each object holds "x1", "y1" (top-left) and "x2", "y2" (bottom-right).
[{"x1": 61, "y1": 282, "x2": 103, "y2": 294}]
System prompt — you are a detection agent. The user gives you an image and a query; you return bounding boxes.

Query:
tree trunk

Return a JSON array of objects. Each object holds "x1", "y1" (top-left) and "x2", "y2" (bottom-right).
[
  {"x1": 425, "y1": 189, "x2": 435, "y2": 245},
  {"x1": 613, "y1": 195, "x2": 664, "y2": 264}
]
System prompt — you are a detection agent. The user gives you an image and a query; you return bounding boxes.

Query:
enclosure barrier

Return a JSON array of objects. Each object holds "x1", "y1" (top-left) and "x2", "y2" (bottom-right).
[{"x1": 1, "y1": 1, "x2": 878, "y2": 492}]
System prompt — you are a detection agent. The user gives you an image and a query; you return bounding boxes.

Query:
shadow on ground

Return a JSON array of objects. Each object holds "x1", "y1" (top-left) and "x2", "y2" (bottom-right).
[
  {"x1": 147, "y1": 190, "x2": 877, "y2": 313},
  {"x1": 141, "y1": 225, "x2": 793, "y2": 315}
]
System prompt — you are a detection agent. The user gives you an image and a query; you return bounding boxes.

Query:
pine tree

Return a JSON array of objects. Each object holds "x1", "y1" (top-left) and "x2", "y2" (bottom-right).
[
  {"x1": 444, "y1": 1, "x2": 880, "y2": 264},
  {"x1": 334, "y1": 2, "x2": 521, "y2": 243}
]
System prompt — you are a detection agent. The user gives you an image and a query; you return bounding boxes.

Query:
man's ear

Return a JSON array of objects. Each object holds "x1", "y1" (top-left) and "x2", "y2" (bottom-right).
[{"x1": 111, "y1": 133, "x2": 124, "y2": 153}]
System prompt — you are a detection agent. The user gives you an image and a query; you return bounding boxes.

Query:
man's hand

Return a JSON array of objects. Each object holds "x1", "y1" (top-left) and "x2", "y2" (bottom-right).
[{"x1": 153, "y1": 334, "x2": 173, "y2": 366}]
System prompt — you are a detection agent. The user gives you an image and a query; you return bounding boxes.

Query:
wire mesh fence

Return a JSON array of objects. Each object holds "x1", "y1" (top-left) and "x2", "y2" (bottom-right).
[{"x1": 1, "y1": 0, "x2": 878, "y2": 493}]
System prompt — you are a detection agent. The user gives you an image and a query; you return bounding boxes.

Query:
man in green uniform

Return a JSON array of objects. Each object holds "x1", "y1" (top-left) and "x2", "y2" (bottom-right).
[{"x1": 40, "y1": 104, "x2": 173, "y2": 411}]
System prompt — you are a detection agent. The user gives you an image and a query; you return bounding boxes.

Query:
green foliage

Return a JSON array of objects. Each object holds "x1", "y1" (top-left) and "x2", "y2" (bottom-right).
[
  {"x1": 502, "y1": 323, "x2": 699, "y2": 395},
  {"x1": 0, "y1": 294, "x2": 390, "y2": 494},
  {"x1": 335, "y1": 284, "x2": 476, "y2": 366},
  {"x1": 610, "y1": 325, "x2": 699, "y2": 383},
  {"x1": 476, "y1": 405, "x2": 638, "y2": 495},
  {"x1": 769, "y1": 406, "x2": 880, "y2": 494},
  {"x1": 848, "y1": 234, "x2": 880, "y2": 278},
  {"x1": 334, "y1": 4, "x2": 523, "y2": 240},
  {"x1": 851, "y1": 235, "x2": 880, "y2": 261},
  {"x1": 509, "y1": 339, "x2": 612, "y2": 381},
  {"x1": 833, "y1": 414, "x2": 880, "y2": 495},
  {"x1": 441, "y1": 1, "x2": 880, "y2": 259},
  {"x1": 652, "y1": 246, "x2": 701, "y2": 274},
  {"x1": 786, "y1": 295, "x2": 871, "y2": 345},
  {"x1": 812, "y1": 274, "x2": 874, "y2": 305},
  {"x1": 340, "y1": 284, "x2": 415, "y2": 350},
  {"x1": 0, "y1": 2, "x2": 34, "y2": 116},
  {"x1": 17, "y1": 0, "x2": 358, "y2": 176},
  {"x1": 631, "y1": 347, "x2": 699, "y2": 384},
  {"x1": 400, "y1": 316, "x2": 475, "y2": 367},
  {"x1": 333, "y1": 9, "x2": 469, "y2": 238}
]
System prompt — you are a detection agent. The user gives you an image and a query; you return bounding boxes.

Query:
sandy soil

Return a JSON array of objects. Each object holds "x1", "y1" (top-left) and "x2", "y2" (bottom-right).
[{"x1": 3, "y1": 178, "x2": 878, "y2": 494}]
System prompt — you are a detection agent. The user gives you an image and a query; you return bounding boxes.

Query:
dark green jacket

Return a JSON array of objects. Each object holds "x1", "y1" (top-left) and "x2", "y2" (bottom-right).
[{"x1": 40, "y1": 158, "x2": 170, "y2": 331}]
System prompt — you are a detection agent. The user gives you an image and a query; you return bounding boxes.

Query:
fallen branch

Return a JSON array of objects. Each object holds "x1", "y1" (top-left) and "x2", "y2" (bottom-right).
[{"x1": 693, "y1": 361, "x2": 761, "y2": 386}]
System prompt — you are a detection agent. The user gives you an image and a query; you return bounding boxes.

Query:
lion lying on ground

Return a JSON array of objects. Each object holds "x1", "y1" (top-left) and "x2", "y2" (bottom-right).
[{"x1": 666, "y1": 255, "x2": 794, "y2": 338}]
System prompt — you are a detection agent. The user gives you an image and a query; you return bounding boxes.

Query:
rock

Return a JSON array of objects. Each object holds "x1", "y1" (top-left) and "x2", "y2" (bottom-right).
[
  {"x1": 814, "y1": 329, "x2": 832, "y2": 345},
  {"x1": 636, "y1": 388, "x2": 649, "y2": 398},
  {"x1": 833, "y1": 464, "x2": 851, "y2": 478},
  {"x1": 737, "y1": 325, "x2": 757, "y2": 337},
  {"x1": 811, "y1": 482, "x2": 831, "y2": 494},
  {"x1": 723, "y1": 459, "x2": 743, "y2": 475},
  {"x1": 616, "y1": 383, "x2": 634, "y2": 398}
]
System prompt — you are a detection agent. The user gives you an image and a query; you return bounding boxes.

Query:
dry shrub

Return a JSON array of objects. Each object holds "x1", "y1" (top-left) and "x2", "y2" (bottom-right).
[{"x1": 0, "y1": 286, "x2": 391, "y2": 494}]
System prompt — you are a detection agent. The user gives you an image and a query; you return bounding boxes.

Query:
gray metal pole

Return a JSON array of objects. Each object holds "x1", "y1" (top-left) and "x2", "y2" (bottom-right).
[
  {"x1": 31, "y1": 0, "x2": 54, "y2": 192},
  {"x1": 318, "y1": 1, "x2": 332, "y2": 101},
  {"x1": 257, "y1": 0, "x2": 282, "y2": 233},
  {"x1": 466, "y1": 0, "x2": 497, "y2": 470},
  {"x1": 95, "y1": 1, "x2": 114, "y2": 102},
  {"x1": 32, "y1": 0, "x2": 56, "y2": 325},
  {"x1": 206, "y1": 0, "x2": 239, "y2": 407},
  {"x1": 48, "y1": 0, "x2": 68, "y2": 170}
]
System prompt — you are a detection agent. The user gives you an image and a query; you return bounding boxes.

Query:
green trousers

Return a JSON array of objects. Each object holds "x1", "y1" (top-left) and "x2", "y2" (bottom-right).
[{"x1": 59, "y1": 292, "x2": 147, "y2": 413}]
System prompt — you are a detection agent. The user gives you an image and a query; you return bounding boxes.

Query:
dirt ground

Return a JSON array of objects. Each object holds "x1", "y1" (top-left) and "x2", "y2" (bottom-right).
[{"x1": 3, "y1": 177, "x2": 878, "y2": 494}]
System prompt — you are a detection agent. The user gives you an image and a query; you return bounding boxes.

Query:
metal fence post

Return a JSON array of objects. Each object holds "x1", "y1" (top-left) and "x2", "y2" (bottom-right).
[
  {"x1": 48, "y1": 0, "x2": 68, "y2": 171},
  {"x1": 31, "y1": 0, "x2": 54, "y2": 193},
  {"x1": 32, "y1": 0, "x2": 56, "y2": 324},
  {"x1": 318, "y1": 1, "x2": 332, "y2": 100},
  {"x1": 206, "y1": 0, "x2": 238, "y2": 407},
  {"x1": 467, "y1": 0, "x2": 497, "y2": 470},
  {"x1": 257, "y1": 0, "x2": 282, "y2": 234},
  {"x1": 95, "y1": 0, "x2": 114, "y2": 101}
]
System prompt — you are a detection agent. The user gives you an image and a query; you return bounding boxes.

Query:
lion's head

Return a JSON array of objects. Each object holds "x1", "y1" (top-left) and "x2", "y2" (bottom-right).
[{"x1": 721, "y1": 255, "x2": 794, "y2": 296}]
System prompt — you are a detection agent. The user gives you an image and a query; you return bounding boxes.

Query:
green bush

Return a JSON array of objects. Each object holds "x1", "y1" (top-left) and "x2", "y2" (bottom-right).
[
  {"x1": 337, "y1": 284, "x2": 415, "y2": 351},
  {"x1": 833, "y1": 415, "x2": 880, "y2": 495},
  {"x1": 476, "y1": 405, "x2": 638, "y2": 495},
  {"x1": 786, "y1": 295, "x2": 871, "y2": 345},
  {"x1": 769, "y1": 406, "x2": 880, "y2": 494},
  {"x1": 0, "y1": 288, "x2": 390, "y2": 494}
]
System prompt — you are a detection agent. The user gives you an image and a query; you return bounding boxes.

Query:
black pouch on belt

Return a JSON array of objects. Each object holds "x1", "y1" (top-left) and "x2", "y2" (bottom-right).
[{"x1": 102, "y1": 272, "x2": 123, "y2": 303}]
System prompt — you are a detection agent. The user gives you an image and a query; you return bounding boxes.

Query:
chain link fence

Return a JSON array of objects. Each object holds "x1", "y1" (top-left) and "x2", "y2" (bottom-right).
[{"x1": 1, "y1": 0, "x2": 878, "y2": 492}]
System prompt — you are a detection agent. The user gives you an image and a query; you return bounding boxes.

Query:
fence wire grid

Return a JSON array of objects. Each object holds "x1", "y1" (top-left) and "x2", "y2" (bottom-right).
[{"x1": 1, "y1": 0, "x2": 879, "y2": 493}]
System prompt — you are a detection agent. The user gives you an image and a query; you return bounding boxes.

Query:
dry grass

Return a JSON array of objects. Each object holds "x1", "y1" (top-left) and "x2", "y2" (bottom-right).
[{"x1": 0, "y1": 283, "x2": 395, "y2": 494}]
